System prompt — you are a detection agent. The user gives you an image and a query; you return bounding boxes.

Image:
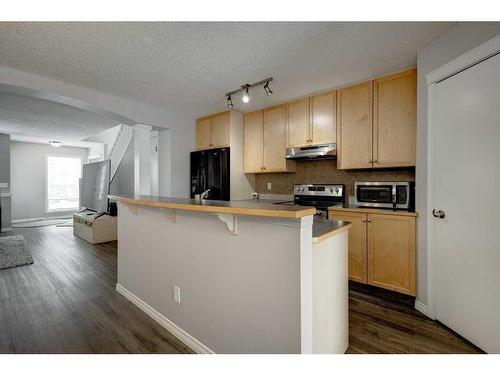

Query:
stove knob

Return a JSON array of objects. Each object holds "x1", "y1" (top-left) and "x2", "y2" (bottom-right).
[
  {"x1": 301, "y1": 187, "x2": 306, "y2": 192},
  {"x1": 334, "y1": 187, "x2": 339, "y2": 194},
  {"x1": 329, "y1": 187, "x2": 334, "y2": 193}
]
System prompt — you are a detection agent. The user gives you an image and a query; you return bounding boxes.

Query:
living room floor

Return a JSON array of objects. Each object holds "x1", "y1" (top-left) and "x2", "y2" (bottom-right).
[{"x1": 0, "y1": 226, "x2": 481, "y2": 354}]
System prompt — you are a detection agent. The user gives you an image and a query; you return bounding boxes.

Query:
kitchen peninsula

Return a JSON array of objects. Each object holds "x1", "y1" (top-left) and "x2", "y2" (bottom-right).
[{"x1": 109, "y1": 194, "x2": 351, "y2": 354}]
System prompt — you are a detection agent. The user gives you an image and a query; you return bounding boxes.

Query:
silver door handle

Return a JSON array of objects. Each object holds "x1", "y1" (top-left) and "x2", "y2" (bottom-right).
[{"x1": 432, "y1": 209, "x2": 445, "y2": 218}]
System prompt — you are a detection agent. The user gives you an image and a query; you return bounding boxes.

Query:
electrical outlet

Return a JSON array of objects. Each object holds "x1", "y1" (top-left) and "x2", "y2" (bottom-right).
[
  {"x1": 267, "y1": 182, "x2": 272, "y2": 191},
  {"x1": 174, "y1": 286, "x2": 181, "y2": 303}
]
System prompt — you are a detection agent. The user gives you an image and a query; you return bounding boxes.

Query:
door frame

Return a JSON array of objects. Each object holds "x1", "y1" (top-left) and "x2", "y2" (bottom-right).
[{"x1": 425, "y1": 33, "x2": 500, "y2": 319}]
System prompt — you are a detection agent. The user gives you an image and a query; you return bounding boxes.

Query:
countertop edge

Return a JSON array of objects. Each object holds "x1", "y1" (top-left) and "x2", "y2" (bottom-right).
[
  {"x1": 109, "y1": 195, "x2": 316, "y2": 219},
  {"x1": 313, "y1": 222, "x2": 352, "y2": 243}
]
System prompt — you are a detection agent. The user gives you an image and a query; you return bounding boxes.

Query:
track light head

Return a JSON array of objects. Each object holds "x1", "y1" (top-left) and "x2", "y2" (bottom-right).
[
  {"x1": 242, "y1": 87, "x2": 250, "y2": 103},
  {"x1": 264, "y1": 81, "x2": 273, "y2": 96},
  {"x1": 226, "y1": 94, "x2": 234, "y2": 108}
]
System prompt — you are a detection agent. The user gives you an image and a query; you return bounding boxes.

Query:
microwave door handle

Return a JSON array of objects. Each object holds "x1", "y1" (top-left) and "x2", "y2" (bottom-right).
[{"x1": 392, "y1": 185, "x2": 397, "y2": 208}]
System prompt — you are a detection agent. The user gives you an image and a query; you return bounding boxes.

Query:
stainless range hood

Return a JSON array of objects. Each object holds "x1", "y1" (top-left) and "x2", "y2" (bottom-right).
[{"x1": 285, "y1": 143, "x2": 336, "y2": 160}]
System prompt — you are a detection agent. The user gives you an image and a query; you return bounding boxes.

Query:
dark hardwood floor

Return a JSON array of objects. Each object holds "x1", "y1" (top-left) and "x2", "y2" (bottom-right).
[
  {"x1": 1, "y1": 225, "x2": 482, "y2": 354},
  {"x1": 0, "y1": 226, "x2": 192, "y2": 353},
  {"x1": 347, "y1": 289, "x2": 483, "y2": 354}
]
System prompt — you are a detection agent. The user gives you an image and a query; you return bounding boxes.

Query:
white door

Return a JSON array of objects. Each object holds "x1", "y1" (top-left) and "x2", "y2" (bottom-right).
[{"x1": 433, "y1": 52, "x2": 500, "y2": 353}]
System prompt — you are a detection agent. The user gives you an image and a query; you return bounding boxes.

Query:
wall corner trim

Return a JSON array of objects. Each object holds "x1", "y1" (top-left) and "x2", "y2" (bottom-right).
[
  {"x1": 115, "y1": 283, "x2": 215, "y2": 354},
  {"x1": 414, "y1": 300, "x2": 432, "y2": 319},
  {"x1": 425, "y1": 33, "x2": 500, "y2": 85}
]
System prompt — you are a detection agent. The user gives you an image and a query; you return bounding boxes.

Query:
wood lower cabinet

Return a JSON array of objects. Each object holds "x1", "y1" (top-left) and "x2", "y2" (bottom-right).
[
  {"x1": 367, "y1": 214, "x2": 416, "y2": 296},
  {"x1": 331, "y1": 211, "x2": 367, "y2": 283},
  {"x1": 331, "y1": 209, "x2": 416, "y2": 296},
  {"x1": 373, "y1": 69, "x2": 417, "y2": 168},
  {"x1": 337, "y1": 81, "x2": 373, "y2": 169},
  {"x1": 196, "y1": 111, "x2": 229, "y2": 150}
]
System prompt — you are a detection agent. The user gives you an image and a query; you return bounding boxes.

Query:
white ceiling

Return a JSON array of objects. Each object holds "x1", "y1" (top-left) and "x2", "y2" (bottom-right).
[
  {"x1": 0, "y1": 22, "x2": 454, "y2": 120},
  {"x1": 0, "y1": 92, "x2": 120, "y2": 147}
]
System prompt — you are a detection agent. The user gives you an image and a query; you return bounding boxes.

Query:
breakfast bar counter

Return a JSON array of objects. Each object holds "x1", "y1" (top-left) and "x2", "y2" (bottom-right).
[{"x1": 110, "y1": 194, "x2": 350, "y2": 354}]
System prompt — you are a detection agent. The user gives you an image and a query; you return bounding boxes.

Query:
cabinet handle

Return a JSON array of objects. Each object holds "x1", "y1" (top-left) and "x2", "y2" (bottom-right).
[
  {"x1": 369, "y1": 159, "x2": 373, "y2": 163},
  {"x1": 373, "y1": 159, "x2": 378, "y2": 164}
]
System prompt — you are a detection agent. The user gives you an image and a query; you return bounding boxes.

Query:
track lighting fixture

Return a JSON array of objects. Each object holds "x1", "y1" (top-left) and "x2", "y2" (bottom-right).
[
  {"x1": 264, "y1": 81, "x2": 273, "y2": 96},
  {"x1": 242, "y1": 87, "x2": 250, "y2": 103},
  {"x1": 49, "y1": 141, "x2": 62, "y2": 148},
  {"x1": 226, "y1": 94, "x2": 234, "y2": 108},
  {"x1": 225, "y1": 78, "x2": 273, "y2": 108}
]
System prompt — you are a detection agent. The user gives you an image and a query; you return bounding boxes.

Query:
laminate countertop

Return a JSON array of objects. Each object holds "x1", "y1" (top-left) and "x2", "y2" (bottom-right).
[
  {"x1": 312, "y1": 218, "x2": 352, "y2": 243},
  {"x1": 108, "y1": 195, "x2": 316, "y2": 219}
]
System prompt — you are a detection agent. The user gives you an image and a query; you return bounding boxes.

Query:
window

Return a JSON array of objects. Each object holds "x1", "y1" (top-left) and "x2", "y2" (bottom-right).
[{"x1": 46, "y1": 156, "x2": 82, "y2": 212}]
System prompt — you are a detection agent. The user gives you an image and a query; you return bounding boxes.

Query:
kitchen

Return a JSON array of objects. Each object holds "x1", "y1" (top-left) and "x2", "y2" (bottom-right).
[
  {"x1": 112, "y1": 67, "x2": 419, "y2": 353},
  {"x1": 192, "y1": 68, "x2": 418, "y2": 297}
]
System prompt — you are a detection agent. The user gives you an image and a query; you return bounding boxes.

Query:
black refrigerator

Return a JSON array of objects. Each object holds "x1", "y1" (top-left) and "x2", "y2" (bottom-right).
[{"x1": 190, "y1": 147, "x2": 230, "y2": 201}]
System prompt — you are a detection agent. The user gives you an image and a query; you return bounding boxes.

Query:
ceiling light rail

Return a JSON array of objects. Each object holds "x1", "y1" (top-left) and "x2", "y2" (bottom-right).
[{"x1": 226, "y1": 77, "x2": 273, "y2": 107}]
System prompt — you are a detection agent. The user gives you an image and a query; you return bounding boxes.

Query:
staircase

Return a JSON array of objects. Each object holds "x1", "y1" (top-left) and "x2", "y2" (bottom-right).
[{"x1": 108, "y1": 124, "x2": 134, "y2": 182}]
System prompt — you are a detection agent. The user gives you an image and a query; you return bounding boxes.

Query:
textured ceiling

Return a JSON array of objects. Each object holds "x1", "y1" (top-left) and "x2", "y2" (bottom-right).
[
  {"x1": 0, "y1": 92, "x2": 120, "y2": 147},
  {"x1": 0, "y1": 22, "x2": 454, "y2": 120}
]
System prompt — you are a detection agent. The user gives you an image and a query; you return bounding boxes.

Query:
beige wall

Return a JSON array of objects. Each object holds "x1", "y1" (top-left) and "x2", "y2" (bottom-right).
[{"x1": 117, "y1": 205, "x2": 308, "y2": 353}]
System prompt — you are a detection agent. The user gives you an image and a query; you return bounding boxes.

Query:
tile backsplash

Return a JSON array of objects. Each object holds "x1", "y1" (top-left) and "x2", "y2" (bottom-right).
[{"x1": 253, "y1": 159, "x2": 415, "y2": 198}]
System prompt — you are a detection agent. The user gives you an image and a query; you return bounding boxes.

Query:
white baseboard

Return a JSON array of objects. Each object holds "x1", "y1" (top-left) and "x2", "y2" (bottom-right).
[
  {"x1": 415, "y1": 300, "x2": 431, "y2": 318},
  {"x1": 12, "y1": 215, "x2": 72, "y2": 223},
  {"x1": 115, "y1": 283, "x2": 214, "y2": 354}
]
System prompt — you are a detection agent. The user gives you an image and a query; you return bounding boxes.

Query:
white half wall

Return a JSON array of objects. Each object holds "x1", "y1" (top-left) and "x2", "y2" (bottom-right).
[
  {"x1": 416, "y1": 22, "x2": 500, "y2": 306},
  {"x1": 0, "y1": 64, "x2": 195, "y2": 198},
  {"x1": 10, "y1": 141, "x2": 89, "y2": 221}
]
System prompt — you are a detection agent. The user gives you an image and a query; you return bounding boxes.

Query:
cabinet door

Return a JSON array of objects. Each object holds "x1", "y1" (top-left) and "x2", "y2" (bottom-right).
[
  {"x1": 244, "y1": 110, "x2": 264, "y2": 173},
  {"x1": 311, "y1": 91, "x2": 336, "y2": 145},
  {"x1": 196, "y1": 117, "x2": 212, "y2": 150},
  {"x1": 337, "y1": 81, "x2": 373, "y2": 169},
  {"x1": 330, "y1": 211, "x2": 367, "y2": 283},
  {"x1": 211, "y1": 112, "x2": 230, "y2": 148},
  {"x1": 373, "y1": 69, "x2": 417, "y2": 168},
  {"x1": 263, "y1": 105, "x2": 287, "y2": 172},
  {"x1": 367, "y1": 214, "x2": 416, "y2": 296},
  {"x1": 287, "y1": 98, "x2": 310, "y2": 147}
]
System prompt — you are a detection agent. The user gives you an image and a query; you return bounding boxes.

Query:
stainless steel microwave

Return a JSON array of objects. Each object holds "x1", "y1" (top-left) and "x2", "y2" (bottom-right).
[{"x1": 354, "y1": 181, "x2": 415, "y2": 210}]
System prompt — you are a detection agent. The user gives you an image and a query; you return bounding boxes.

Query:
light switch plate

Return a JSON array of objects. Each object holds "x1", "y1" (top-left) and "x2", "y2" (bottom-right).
[
  {"x1": 0, "y1": 182, "x2": 8, "y2": 188},
  {"x1": 267, "y1": 182, "x2": 272, "y2": 191}
]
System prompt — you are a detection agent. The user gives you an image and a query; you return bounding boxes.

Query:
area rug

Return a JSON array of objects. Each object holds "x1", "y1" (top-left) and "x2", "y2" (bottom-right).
[
  {"x1": 0, "y1": 235, "x2": 34, "y2": 270},
  {"x1": 12, "y1": 218, "x2": 70, "y2": 228}
]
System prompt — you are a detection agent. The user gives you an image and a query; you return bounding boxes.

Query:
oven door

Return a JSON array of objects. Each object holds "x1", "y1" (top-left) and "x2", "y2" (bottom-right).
[{"x1": 355, "y1": 183, "x2": 395, "y2": 208}]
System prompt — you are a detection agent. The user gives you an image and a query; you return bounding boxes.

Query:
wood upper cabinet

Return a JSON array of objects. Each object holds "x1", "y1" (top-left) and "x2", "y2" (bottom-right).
[
  {"x1": 244, "y1": 107, "x2": 295, "y2": 173},
  {"x1": 196, "y1": 111, "x2": 229, "y2": 150},
  {"x1": 286, "y1": 92, "x2": 336, "y2": 148},
  {"x1": 286, "y1": 98, "x2": 310, "y2": 147},
  {"x1": 373, "y1": 69, "x2": 417, "y2": 168},
  {"x1": 330, "y1": 211, "x2": 367, "y2": 283},
  {"x1": 310, "y1": 91, "x2": 336, "y2": 145},
  {"x1": 211, "y1": 111, "x2": 230, "y2": 148},
  {"x1": 264, "y1": 105, "x2": 287, "y2": 171},
  {"x1": 244, "y1": 110, "x2": 264, "y2": 173},
  {"x1": 367, "y1": 214, "x2": 416, "y2": 296},
  {"x1": 337, "y1": 81, "x2": 373, "y2": 169},
  {"x1": 196, "y1": 117, "x2": 212, "y2": 150}
]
